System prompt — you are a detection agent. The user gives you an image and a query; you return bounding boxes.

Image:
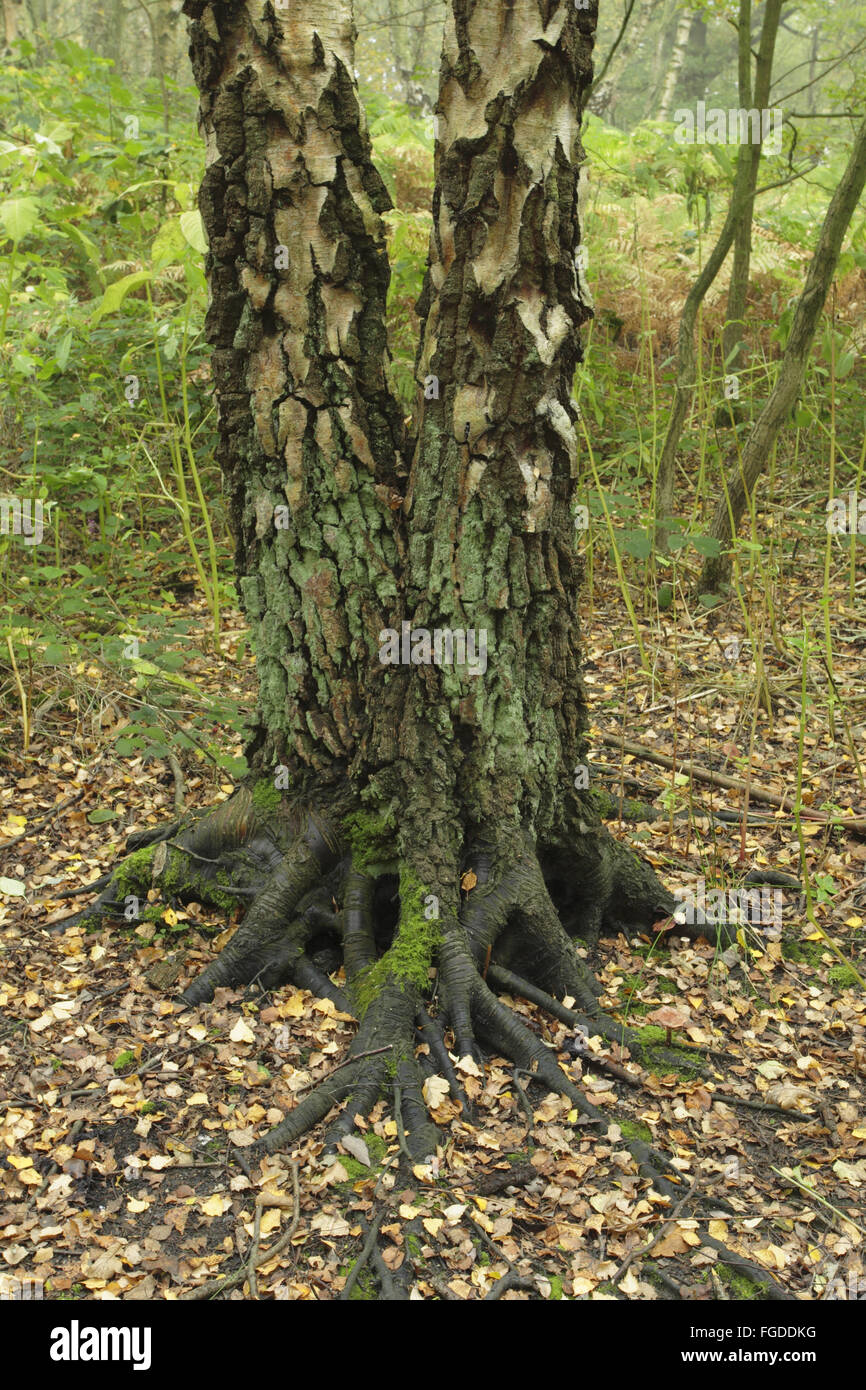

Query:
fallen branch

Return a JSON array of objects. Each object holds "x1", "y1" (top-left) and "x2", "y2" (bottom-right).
[
  {"x1": 611, "y1": 1175, "x2": 699, "y2": 1286},
  {"x1": 598, "y1": 732, "x2": 866, "y2": 832},
  {"x1": 1, "y1": 789, "x2": 85, "y2": 848}
]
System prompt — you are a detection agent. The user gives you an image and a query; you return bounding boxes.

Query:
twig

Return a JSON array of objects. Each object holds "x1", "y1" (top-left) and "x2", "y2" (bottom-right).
[
  {"x1": 611, "y1": 1175, "x2": 699, "y2": 1285},
  {"x1": 340, "y1": 1210, "x2": 386, "y2": 1301},
  {"x1": 770, "y1": 1165, "x2": 866, "y2": 1238},
  {"x1": 597, "y1": 732, "x2": 866, "y2": 831},
  {"x1": 181, "y1": 1163, "x2": 300, "y2": 1300},
  {"x1": 167, "y1": 754, "x2": 186, "y2": 815}
]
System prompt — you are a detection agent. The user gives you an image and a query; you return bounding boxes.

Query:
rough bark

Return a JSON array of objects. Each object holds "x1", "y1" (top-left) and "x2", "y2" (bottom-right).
[{"x1": 68, "y1": 0, "x2": 697, "y2": 1182}]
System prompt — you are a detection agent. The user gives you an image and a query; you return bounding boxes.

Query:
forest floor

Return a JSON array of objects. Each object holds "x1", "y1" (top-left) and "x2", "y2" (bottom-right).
[{"x1": 2, "y1": 532, "x2": 865, "y2": 1303}]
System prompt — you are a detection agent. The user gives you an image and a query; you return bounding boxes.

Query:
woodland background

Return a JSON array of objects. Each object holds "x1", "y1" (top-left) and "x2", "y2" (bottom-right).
[{"x1": 0, "y1": 0, "x2": 865, "y2": 1302}]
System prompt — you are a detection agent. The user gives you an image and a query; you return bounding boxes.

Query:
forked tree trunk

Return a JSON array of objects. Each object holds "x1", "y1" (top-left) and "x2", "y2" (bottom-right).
[
  {"x1": 62, "y1": 1, "x2": 794, "y2": 1298},
  {"x1": 78, "y1": 0, "x2": 684, "y2": 1174}
]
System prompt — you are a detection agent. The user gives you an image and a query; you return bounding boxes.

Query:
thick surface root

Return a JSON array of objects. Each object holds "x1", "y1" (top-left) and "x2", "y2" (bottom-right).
[{"x1": 57, "y1": 786, "x2": 792, "y2": 1300}]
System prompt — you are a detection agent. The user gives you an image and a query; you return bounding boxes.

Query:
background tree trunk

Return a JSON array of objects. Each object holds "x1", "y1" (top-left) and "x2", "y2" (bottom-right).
[
  {"x1": 698, "y1": 114, "x2": 866, "y2": 592},
  {"x1": 656, "y1": 6, "x2": 693, "y2": 121},
  {"x1": 654, "y1": 0, "x2": 783, "y2": 536}
]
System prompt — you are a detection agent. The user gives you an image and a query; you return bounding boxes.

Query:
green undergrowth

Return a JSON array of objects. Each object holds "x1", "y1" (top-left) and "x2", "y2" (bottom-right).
[
  {"x1": 632, "y1": 1024, "x2": 705, "y2": 1079},
  {"x1": 716, "y1": 1263, "x2": 769, "y2": 1299}
]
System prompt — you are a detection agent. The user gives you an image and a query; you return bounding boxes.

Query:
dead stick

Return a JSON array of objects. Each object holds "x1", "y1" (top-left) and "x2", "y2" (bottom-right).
[
  {"x1": 181, "y1": 1163, "x2": 300, "y2": 1300},
  {"x1": 598, "y1": 733, "x2": 866, "y2": 829},
  {"x1": 611, "y1": 1175, "x2": 699, "y2": 1285},
  {"x1": 1, "y1": 790, "x2": 85, "y2": 848}
]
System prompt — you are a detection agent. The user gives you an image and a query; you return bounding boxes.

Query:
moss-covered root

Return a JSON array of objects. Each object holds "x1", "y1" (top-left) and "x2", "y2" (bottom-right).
[
  {"x1": 256, "y1": 860, "x2": 442, "y2": 1159},
  {"x1": 261, "y1": 975, "x2": 439, "y2": 1160},
  {"x1": 51, "y1": 787, "x2": 275, "y2": 932},
  {"x1": 182, "y1": 807, "x2": 344, "y2": 1004}
]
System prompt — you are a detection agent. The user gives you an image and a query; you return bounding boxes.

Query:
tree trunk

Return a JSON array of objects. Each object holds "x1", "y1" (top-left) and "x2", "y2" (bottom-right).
[
  {"x1": 587, "y1": 0, "x2": 656, "y2": 121},
  {"x1": 656, "y1": 6, "x2": 692, "y2": 122},
  {"x1": 721, "y1": 0, "x2": 767, "y2": 385},
  {"x1": 1, "y1": 0, "x2": 21, "y2": 53},
  {"x1": 699, "y1": 114, "x2": 866, "y2": 593},
  {"x1": 78, "y1": 0, "x2": 690, "y2": 1181},
  {"x1": 654, "y1": 0, "x2": 782, "y2": 536}
]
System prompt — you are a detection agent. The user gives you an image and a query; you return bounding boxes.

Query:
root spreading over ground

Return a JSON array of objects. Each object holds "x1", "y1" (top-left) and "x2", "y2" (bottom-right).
[{"x1": 46, "y1": 780, "x2": 806, "y2": 1300}]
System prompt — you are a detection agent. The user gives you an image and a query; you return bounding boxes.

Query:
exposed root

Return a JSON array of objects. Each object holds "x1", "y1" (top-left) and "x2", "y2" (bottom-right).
[{"x1": 53, "y1": 786, "x2": 795, "y2": 1299}]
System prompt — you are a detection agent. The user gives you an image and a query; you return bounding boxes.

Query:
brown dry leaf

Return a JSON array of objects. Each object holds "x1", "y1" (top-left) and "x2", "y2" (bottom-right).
[{"x1": 652, "y1": 1227, "x2": 692, "y2": 1257}]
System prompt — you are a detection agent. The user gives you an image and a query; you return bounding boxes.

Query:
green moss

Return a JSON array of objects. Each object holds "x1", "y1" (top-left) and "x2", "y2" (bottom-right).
[
  {"x1": 716, "y1": 1263, "x2": 767, "y2": 1300},
  {"x1": 113, "y1": 845, "x2": 157, "y2": 895},
  {"x1": 632, "y1": 1025, "x2": 704, "y2": 1079},
  {"x1": 337, "y1": 1156, "x2": 375, "y2": 1184},
  {"x1": 588, "y1": 788, "x2": 657, "y2": 824},
  {"x1": 548, "y1": 1275, "x2": 563, "y2": 1300},
  {"x1": 365, "y1": 1132, "x2": 387, "y2": 1162},
  {"x1": 828, "y1": 963, "x2": 860, "y2": 989},
  {"x1": 343, "y1": 806, "x2": 397, "y2": 875},
  {"x1": 406, "y1": 1232, "x2": 423, "y2": 1260},
  {"x1": 251, "y1": 778, "x2": 283, "y2": 813},
  {"x1": 619, "y1": 1118, "x2": 653, "y2": 1143},
  {"x1": 353, "y1": 866, "x2": 440, "y2": 1017},
  {"x1": 782, "y1": 939, "x2": 825, "y2": 967},
  {"x1": 112, "y1": 840, "x2": 240, "y2": 918},
  {"x1": 346, "y1": 1265, "x2": 377, "y2": 1300}
]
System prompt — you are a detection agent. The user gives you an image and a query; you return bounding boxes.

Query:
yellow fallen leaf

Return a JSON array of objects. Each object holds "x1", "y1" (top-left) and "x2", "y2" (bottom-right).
[
  {"x1": 280, "y1": 993, "x2": 305, "y2": 1018},
  {"x1": 127, "y1": 1199, "x2": 150, "y2": 1214},
  {"x1": 399, "y1": 1204, "x2": 419, "y2": 1220},
  {"x1": 201, "y1": 1194, "x2": 227, "y2": 1217},
  {"x1": 7, "y1": 1155, "x2": 33, "y2": 1170},
  {"x1": 422, "y1": 1075, "x2": 450, "y2": 1109},
  {"x1": 187, "y1": 1092, "x2": 208, "y2": 1106},
  {"x1": 162, "y1": 908, "x2": 178, "y2": 927},
  {"x1": 148, "y1": 1155, "x2": 172, "y2": 1170},
  {"x1": 230, "y1": 1018, "x2": 255, "y2": 1044},
  {"x1": 422, "y1": 1218, "x2": 443, "y2": 1237},
  {"x1": 708, "y1": 1219, "x2": 728, "y2": 1241}
]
